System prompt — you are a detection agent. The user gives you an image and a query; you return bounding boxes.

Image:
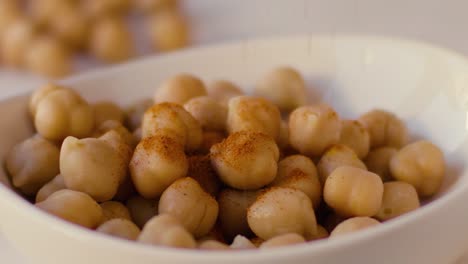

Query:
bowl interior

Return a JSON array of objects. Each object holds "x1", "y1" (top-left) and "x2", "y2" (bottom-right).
[{"x1": 1, "y1": 35, "x2": 468, "y2": 252}]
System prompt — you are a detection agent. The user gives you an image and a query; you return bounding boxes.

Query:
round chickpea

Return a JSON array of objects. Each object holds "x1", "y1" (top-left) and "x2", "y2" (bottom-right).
[
  {"x1": 138, "y1": 214, "x2": 196, "y2": 249},
  {"x1": 260, "y1": 233, "x2": 306, "y2": 249},
  {"x1": 49, "y1": 5, "x2": 89, "y2": 50},
  {"x1": 97, "y1": 218, "x2": 140, "y2": 240},
  {"x1": 365, "y1": 147, "x2": 398, "y2": 182},
  {"x1": 126, "y1": 196, "x2": 157, "y2": 228},
  {"x1": 269, "y1": 155, "x2": 321, "y2": 208},
  {"x1": 36, "y1": 174, "x2": 65, "y2": 203},
  {"x1": 184, "y1": 96, "x2": 227, "y2": 131},
  {"x1": 36, "y1": 189, "x2": 103, "y2": 229},
  {"x1": 330, "y1": 217, "x2": 380, "y2": 238},
  {"x1": 207, "y1": 80, "x2": 243, "y2": 105},
  {"x1": 148, "y1": 10, "x2": 189, "y2": 52},
  {"x1": 227, "y1": 96, "x2": 281, "y2": 142},
  {"x1": 6, "y1": 135, "x2": 60, "y2": 196},
  {"x1": 289, "y1": 104, "x2": 341, "y2": 157},
  {"x1": 339, "y1": 120, "x2": 370, "y2": 159},
  {"x1": 389, "y1": 140, "x2": 445, "y2": 197},
  {"x1": 100, "y1": 201, "x2": 132, "y2": 222},
  {"x1": 247, "y1": 187, "x2": 317, "y2": 240},
  {"x1": 358, "y1": 109, "x2": 408, "y2": 148},
  {"x1": 324, "y1": 166, "x2": 383, "y2": 217},
  {"x1": 210, "y1": 131, "x2": 279, "y2": 190},
  {"x1": 142, "y1": 102, "x2": 202, "y2": 152},
  {"x1": 130, "y1": 134, "x2": 188, "y2": 199},
  {"x1": 376, "y1": 181, "x2": 420, "y2": 221},
  {"x1": 159, "y1": 177, "x2": 219, "y2": 238},
  {"x1": 317, "y1": 144, "x2": 367, "y2": 184},
  {"x1": 255, "y1": 66, "x2": 307, "y2": 111},
  {"x1": 29, "y1": 83, "x2": 63, "y2": 117},
  {"x1": 153, "y1": 74, "x2": 207, "y2": 105},
  {"x1": 218, "y1": 189, "x2": 257, "y2": 241}
]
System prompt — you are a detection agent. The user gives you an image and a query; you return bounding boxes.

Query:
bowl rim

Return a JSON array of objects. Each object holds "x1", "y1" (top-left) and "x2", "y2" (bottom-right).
[{"x1": 1, "y1": 34, "x2": 468, "y2": 261}]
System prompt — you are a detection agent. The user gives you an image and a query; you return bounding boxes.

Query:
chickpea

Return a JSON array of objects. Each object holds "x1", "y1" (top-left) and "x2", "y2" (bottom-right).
[
  {"x1": 28, "y1": 0, "x2": 77, "y2": 28},
  {"x1": 84, "y1": 0, "x2": 131, "y2": 17},
  {"x1": 130, "y1": 134, "x2": 188, "y2": 199},
  {"x1": 138, "y1": 214, "x2": 196, "y2": 249},
  {"x1": 159, "y1": 177, "x2": 219, "y2": 238},
  {"x1": 365, "y1": 147, "x2": 397, "y2": 182},
  {"x1": 100, "y1": 201, "x2": 132, "y2": 222},
  {"x1": 358, "y1": 109, "x2": 408, "y2": 148},
  {"x1": 230, "y1": 235, "x2": 256, "y2": 249},
  {"x1": 93, "y1": 102, "x2": 125, "y2": 126},
  {"x1": 187, "y1": 155, "x2": 222, "y2": 196},
  {"x1": 148, "y1": 10, "x2": 189, "y2": 51},
  {"x1": 29, "y1": 83, "x2": 63, "y2": 117},
  {"x1": 207, "y1": 80, "x2": 243, "y2": 106},
  {"x1": 125, "y1": 98, "x2": 153, "y2": 131},
  {"x1": 198, "y1": 130, "x2": 225, "y2": 154},
  {"x1": 278, "y1": 121, "x2": 289, "y2": 149},
  {"x1": 94, "y1": 120, "x2": 135, "y2": 148},
  {"x1": 36, "y1": 189, "x2": 103, "y2": 228},
  {"x1": 135, "y1": 0, "x2": 177, "y2": 13},
  {"x1": 324, "y1": 166, "x2": 383, "y2": 217},
  {"x1": 25, "y1": 36, "x2": 72, "y2": 78},
  {"x1": 142, "y1": 102, "x2": 202, "y2": 152},
  {"x1": 49, "y1": 5, "x2": 89, "y2": 50},
  {"x1": 218, "y1": 189, "x2": 257, "y2": 241},
  {"x1": 289, "y1": 104, "x2": 341, "y2": 157},
  {"x1": 317, "y1": 144, "x2": 367, "y2": 184},
  {"x1": 126, "y1": 196, "x2": 157, "y2": 228},
  {"x1": 330, "y1": 217, "x2": 380, "y2": 238},
  {"x1": 1, "y1": 18, "x2": 37, "y2": 67},
  {"x1": 376, "y1": 181, "x2": 420, "y2": 221},
  {"x1": 260, "y1": 233, "x2": 306, "y2": 249},
  {"x1": 97, "y1": 218, "x2": 140, "y2": 240},
  {"x1": 270, "y1": 155, "x2": 321, "y2": 208},
  {"x1": 389, "y1": 140, "x2": 445, "y2": 197},
  {"x1": 60, "y1": 135, "x2": 128, "y2": 202},
  {"x1": 227, "y1": 96, "x2": 281, "y2": 142},
  {"x1": 247, "y1": 187, "x2": 317, "y2": 240},
  {"x1": 255, "y1": 67, "x2": 307, "y2": 111},
  {"x1": 99, "y1": 130, "x2": 133, "y2": 165},
  {"x1": 210, "y1": 131, "x2": 279, "y2": 190},
  {"x1": 198, "y1": 240, "x2": 230, "y2": 250},
  {"x1": 36, "y1": 174, "x2": 65, "y2": 203},
  {"x1": 339, "y1": 120, "x2": 370, "y2": 159},
  {"x1": 90, "y1": 17, "x2": 133, "y2": 63},
  {"x1": 34, "y1": 88, "x2": 94, "y2": 140},
  {"x1": 6, "y1": 136, "x2": 60, "y2": 196},
  {"x1": 153, "y1": 74, "x2": 207, "y2": 105},
  {"x1": 0, "y1": 0, "x2": 21, "y2": 40},
  {"x1": 184, "y1": 96, "x2": 227, "y2": 131}
]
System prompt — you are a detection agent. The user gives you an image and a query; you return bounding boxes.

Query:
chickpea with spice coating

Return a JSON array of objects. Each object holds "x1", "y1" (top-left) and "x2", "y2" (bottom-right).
[
  {"x1": 289, "y1": 104, "x2": 342, "y2": 157},
  {"x1": 376, "y1": 181, "x2": 420, "y2": 221},
  {"x1": 365, "y1": 147, "x2": 397, "y2": 182},
  {"x1": 126, "y1": 196, "x2": 157, "y2": 228},
  {"x1": 317, "y1": 144, "x2": 367, "y2": 184},
  {"x1": 330, "y1": 217, "x2": 380, "y2": 238},
  {"x1": 184, "y1": 96, "x2": 227, "y2": 131},
  {"x1": 339, "y1": 120, "x2": 370, "y2": 159},
  {"x1": 97, "y1": 219, "x2": 140, "y2": 240},
  {"x1": 159, "y1": 177, "x2": 219, "y2": 238},
  {"x1": 138, "y1": 214, "x2": 196, "y2": 249},
  {"x1": 247, "y1": 187, "x2": 317, "y2": 240},
  {"x1": 255, "y1": 66, "x2": 307, "y2": 111},
  {"x1": 324, "y1": 166, "x2": 383, "y2": 217},
  {"x1": 153, "y1": 74, "x2": 207, "y2": 104},
  {"x1": 36, "y1": 174, "x2": 65, "y2": 203},
  {"x1": 358, "y1": 109, "x2": 408, "y2": 148},
  {"x1": 390, "y1": 140, "x2": 445, "y2": 197},
  {"x1": 210, "y1": 131, "x2": 279, "y2": 190},
  {"x1": 36, "y1": 189, "x2": 103, "y2": 229},
  {"x1": 227, "y1": 96, "x2": 281, "y2": 142},
  {"x1": 208, "y1": 80, "x2": 243, "y2": 105},
  {"x1": 270, "y1": 155, "x2": 321, "y2": 208},
  {"x1": 6, "y1": 135, "x2": 60, "y2": 196},
  {"x1": 130, "y1": 134, "x2": 188, "y2": 199}
]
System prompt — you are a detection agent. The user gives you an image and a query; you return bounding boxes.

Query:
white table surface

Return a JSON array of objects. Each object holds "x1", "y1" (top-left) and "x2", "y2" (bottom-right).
[{"x1": 2, "y1": 0, "x2": 468, "y2": 263}]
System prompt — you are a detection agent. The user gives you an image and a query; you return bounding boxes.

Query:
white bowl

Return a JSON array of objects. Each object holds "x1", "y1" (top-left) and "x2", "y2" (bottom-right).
[{"x1": 1, "y1": 35, "x2": 468, "y2": 264}]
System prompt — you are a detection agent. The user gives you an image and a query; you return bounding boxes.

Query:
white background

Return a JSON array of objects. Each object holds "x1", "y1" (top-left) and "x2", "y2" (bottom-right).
[{"x1": 2, "y1": 0, "x2": 468, "y2": 263}]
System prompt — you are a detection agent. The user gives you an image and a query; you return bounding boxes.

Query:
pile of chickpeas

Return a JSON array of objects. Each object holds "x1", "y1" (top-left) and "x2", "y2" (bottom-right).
[
  {"x1": 4, "y1": 66, "x2": 446, "y2": 250},
  {"x1": 0, "y1": 0, "x2": 189, "y2": 78}
]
